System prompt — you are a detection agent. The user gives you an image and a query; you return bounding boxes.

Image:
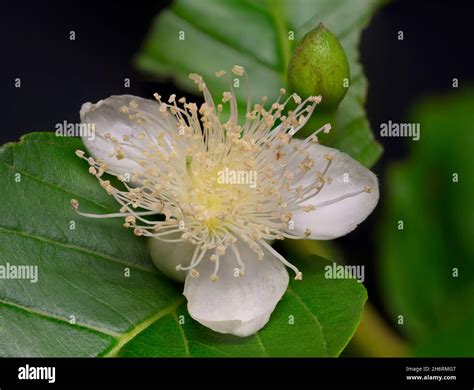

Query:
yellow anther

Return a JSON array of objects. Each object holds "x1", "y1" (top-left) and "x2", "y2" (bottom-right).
[
  {"x1": 231, "y1": 65, "x2": 245, "y2": 76},
  {"x1": 324, "y1": 154, "x2": 333, "y2": 161}
]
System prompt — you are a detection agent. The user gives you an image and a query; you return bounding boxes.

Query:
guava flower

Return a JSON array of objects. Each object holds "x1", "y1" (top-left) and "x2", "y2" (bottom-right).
[{"x1": 72, "y1": 66, "x2": 379, "y2": 337}]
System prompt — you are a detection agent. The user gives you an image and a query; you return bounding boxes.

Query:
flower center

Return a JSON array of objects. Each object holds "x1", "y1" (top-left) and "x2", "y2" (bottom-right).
[{"x1": 72, "y1": 65, "x2": 372, "y2": 282}]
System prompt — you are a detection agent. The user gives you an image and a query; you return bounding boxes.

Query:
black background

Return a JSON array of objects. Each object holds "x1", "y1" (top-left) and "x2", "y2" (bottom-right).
[
  {"x1": 1, "y1": 357, "x2": 473, "y2": 386},
  {"x1": 1, "y1": 0, "x2": 473, "y2": 330}
]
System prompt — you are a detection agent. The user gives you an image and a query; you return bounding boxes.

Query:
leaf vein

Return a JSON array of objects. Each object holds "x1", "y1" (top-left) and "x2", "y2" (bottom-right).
[
  {"x1": 0, "y1": 298, "x2": 119, "y2": 337},
  {"x1": 0, "y1": 158, "x2": 112, "y2": 211},
  {"x1": 0, "y1": 225, "x2": 157, "y2": 274},
  {"x1": 170, "y1": 8, "x2": 280, "y2": 72},
  {"x1": 172, "y1": 311, "x2": 191, "y2": 356},
  {"x1": 287, "y1": 286, "x2": 328, "y2": 355}
]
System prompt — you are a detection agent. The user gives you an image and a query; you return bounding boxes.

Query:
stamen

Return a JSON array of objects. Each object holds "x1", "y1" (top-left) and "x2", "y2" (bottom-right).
[
  {"x1": 74, "y1": 65, "x2": 354, "y2": 283},
  {"x1": 210, "y1": 256, "x2": 220, "y2": 281},
  {"x1": 230, "y1": 244, "x2": 245, "y2": 276},
  {"x1": 231, "y1": 65, "x2": 245, "y2": 76},
  {"x1": 259, "y1": 240, "x2": 303, "y2": 280}
]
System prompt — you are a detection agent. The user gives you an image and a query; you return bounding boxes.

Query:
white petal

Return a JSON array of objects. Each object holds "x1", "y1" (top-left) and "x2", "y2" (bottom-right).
[
  {"x1": 80, "y1": 95, "x2": 173, "y2": 176},
  {"x1": 288, "y1": 141, "x2": 379, "y2": 240},
  {"x1": 184, "y1": 242, "x2": 289, "y2": 337},
  {"x1": 148, "y1": 236, "x2": 194, "y2": 283}
]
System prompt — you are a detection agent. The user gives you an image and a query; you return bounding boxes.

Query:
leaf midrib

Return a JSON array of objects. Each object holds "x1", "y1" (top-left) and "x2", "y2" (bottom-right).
[
  {"x1": 104, "y1": 298, "x2": 184, "y2": 357},
  {"x1": 1, "y1": 294, "x2": 186, "y2": 357}
]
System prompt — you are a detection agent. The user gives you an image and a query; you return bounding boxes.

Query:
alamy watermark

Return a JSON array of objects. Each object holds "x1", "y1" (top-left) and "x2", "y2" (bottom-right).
[
  {"x1": 0, "y1": 262, "x2": 38, "y2": 283},
  {"x1": 380, "y1": 120, "x2": 420, "y2": 141},
  {"x1": 18, "y1": 364, "x2": 55, "y2": 384},
  {"x1": 217, "y1": 167, "x2": 257, "y2": 188},
  {"x1": 55, "y1": 120, "x2": 95, "y2": 141},
  {"x1": 325, "y1": 262, "x2": 365, "y2": 283}
]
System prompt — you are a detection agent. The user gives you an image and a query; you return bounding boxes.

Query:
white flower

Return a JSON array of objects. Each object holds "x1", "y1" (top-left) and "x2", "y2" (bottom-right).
[{"x1": 72, "y1": 66, "x2": 379, "y2": 337}]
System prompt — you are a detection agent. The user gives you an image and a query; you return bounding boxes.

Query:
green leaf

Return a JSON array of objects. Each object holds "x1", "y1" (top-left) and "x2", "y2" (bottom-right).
[
  {"x1": 0, "y1": 135, "x2": 366, "y2": 356},
  {"x1": 136, "y1": 0, "x2": 383, "y2": 168},
  {"x1": 379, "y1": 88, "x2": 474, "y2": 356},
  {"x1": 117, "y1": 254, "x2": 367, "y2": 357}
]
